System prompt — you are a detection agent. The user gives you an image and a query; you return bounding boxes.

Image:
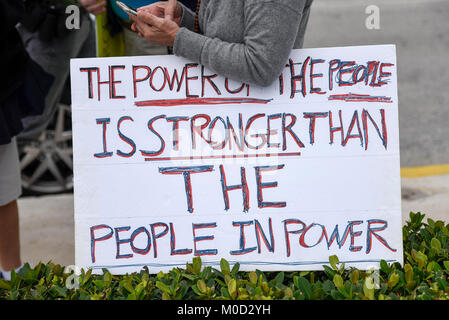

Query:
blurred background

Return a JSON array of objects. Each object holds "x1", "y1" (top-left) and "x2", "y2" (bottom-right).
[{"x1": 16, "y1": 0, "x2": 449, "y2": 267}]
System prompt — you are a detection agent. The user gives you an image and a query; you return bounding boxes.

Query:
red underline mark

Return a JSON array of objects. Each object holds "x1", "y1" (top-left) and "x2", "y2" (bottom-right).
[
  {"x1": 328, "y1": 93, "x2": 392, "y2": 103},
  {"x1": 135, "y1": 97, "x2": 273, "y2": 107},
  {"x1": 144, "y1": 152, "x2": 301, "y2": 162}
]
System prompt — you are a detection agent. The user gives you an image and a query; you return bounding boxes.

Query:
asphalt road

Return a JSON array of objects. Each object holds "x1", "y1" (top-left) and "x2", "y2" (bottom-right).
[{"x1": 304, "y1": 0, "x2": 449, "y2": 167}]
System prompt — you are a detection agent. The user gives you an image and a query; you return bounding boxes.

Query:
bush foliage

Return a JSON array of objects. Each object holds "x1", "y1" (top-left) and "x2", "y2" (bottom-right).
[{"x1": 1, "y1": 212, "x2": 449, "y2": 300}]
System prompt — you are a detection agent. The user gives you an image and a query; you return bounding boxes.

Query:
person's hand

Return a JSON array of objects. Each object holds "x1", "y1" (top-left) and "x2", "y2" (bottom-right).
[
  {"x1": 78, "y1": 0, "x2": 106, "y2": 15},
  {"x1": 130, "y1": 10, "x2": 180, "y2": 46},
  {"x1": 164, "y1": 0, "x2": 179, "y2": 21},
  {"x1": 136, "y1": 0, "x2": 182, "y2": 24}
]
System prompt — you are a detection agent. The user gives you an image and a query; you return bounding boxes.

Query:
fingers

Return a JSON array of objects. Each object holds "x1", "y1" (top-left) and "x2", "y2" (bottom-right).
[
  {"x1": 131, "y1": 7, "x2": 179, "y2": 46},
  {"x1": 79, "y1": 0, "x2": 106, "y2": 15},
  {"x1": 130, "y1": 15, "x2": 145, "y2": 34},
  {"x1": 137, "y1": 10, "x2": 165, "y2": 29},
  {"x1": 130, "y1": 21, "x2": 147, "y2": 39},
  {"x1": 130, "y1": 15, "x2": 137, "y2": 30},
  {"x1": 165, "y1": 0, "x2": 178, "y2": 20},
  {"x1": 78, "y1": 0, "x2": 96, "y2": 6},
  {"x1": 137, "y1": 2, "x2": 165, "y2": 18},
  {"x1": 131, "y1": 15, "x2": 154, "y2": 37}
]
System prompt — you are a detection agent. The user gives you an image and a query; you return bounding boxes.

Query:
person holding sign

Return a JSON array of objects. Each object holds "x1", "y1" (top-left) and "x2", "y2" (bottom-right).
[{"x1": 130, "y1": 0, "x2": 314, "y2": 86}]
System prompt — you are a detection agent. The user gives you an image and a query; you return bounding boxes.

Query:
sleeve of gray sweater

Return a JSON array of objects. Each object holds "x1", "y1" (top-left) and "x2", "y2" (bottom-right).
[
  {"x1": 173, "y1": 1, "x2": 305, "y2": 87},
  {"x1": 177, "y1": 3, "x2": 195, "y2": 32}
]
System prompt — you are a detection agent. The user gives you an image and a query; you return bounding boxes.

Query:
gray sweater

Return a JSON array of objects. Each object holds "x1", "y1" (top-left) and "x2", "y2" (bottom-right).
[{"x1": 173, "y1": 0, "x2": 313, "y2": 87}]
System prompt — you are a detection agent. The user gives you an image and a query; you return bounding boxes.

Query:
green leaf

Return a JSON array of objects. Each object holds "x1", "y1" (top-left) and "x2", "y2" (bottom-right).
[
  {"x1": 431, "y1": 238, "x2": 442, "y2": 252},
  {"x1": 81, "y1": 269, "x2": 92, "y2": 285},
  {"x1": 284, "y1": 287, "x2": 294, "y2": 299},
  {"x1": 333, "y1": 274, "x2": 344, "y2": 289},
  {"x1": 161, "y1": 292, "x2": 170, "y2": 300},
  {"x1": 197, "y1": 279, "x2": 207, "y2": 294},
  {"x1": 338, "y1": 262, "x2": 346, "y2": 274},
  {"x1": 426, "y1": 261, "x2": 437, "y2": 272},
  {"x1": 323, "y1": 280, "x2": 335, "y2": 293},
  {"x1": 93, "y1": 279, "x2": 105, "y2": 290},
  {"x1": 192, "y1": 257, "x2": 202, "y2": 274},
  {"x1": 442, "y1": 226, "x2": 449, "y2": 237},
  {"x1": 351, "y1": 269, "x2": 359, "y2": 284},
  {"x1": 52, "y1": 285, "x2": 67, "y2": 298},
  {"x1": 221, "y1": 287, "x2": 231, "y2": 299},
  {"x1": 444, "y1": 261, "x2": 449, "y2": 272},
  {"x1": 337, "y1": 285, "x2": 350, "y2": 299},
  {"x1": 404, "y1": 264, "x2": 414, "y2": 284},
  {"x1": 427, "y1": 218, "x2": 436, "y2": 229},
  {"x1": 388, "y1": 272, "x2": 399, "y2": 288},
  {"x1": 323, "y1": 265, "x2": 336, "y2": 279},
  {"x1": 135, "y1": 282, "x2": 145, "y2": 299},
  {"x1": 156, "y1": 281, "x2": 171, "y2": 295},
  {"x1": 220, "y1": 258, "x2": 230, "y2": 274},
  {"x1": 0, "y1": 279, "x2": 11, "y2": 290},
  {"x1": 296, "y1": 277, "x2": 312, "y2": 299},
  {"x1": 299, "y1": 271, "x2": 310, "y2": 277},
  {"x1": 103, "y1": 271, "x2": 112, "y2": 284},
  {"x1": 274, "y1": 272, "x2": 284, "y2": 286},
  {"x1": 228, "y1": 279, "x2": 237, "y2": 299},
  {"x1": 248, "y1": 272, "x2": 258, "y2": 285},
  {"x1": 363, "y1": 278, "x2": 375, "y2": 300},
  {"x1": 192, "y1": 284, "x2": 203, "y2": 296},
  {"x1": 330, "y1": 289, "x2": 344, "y2": 300},
  {"x1": 231, "y1": 262, "x2": 240, "y2": 275},
  {"x1": 224, "y1": 274, "x2": 232, "y2": 286},
  {"x1": 122, "y1": 279, "x2": 134, "y2": 294},
  {"x1": 416, "y1": 251, "x2": 428, "y2": 270},
  {"x1": 91, "y1": 293, "x2": 105, "y2": 300},
  {"x1": 329, "y1": 255, "x2": 339, "y2": 271},
  {"x1": 18, "y1": 263, "x2": 31, "y2": 278},
  {"x1": 380, "y1": 260, "x2": 390, "y2": 273}
]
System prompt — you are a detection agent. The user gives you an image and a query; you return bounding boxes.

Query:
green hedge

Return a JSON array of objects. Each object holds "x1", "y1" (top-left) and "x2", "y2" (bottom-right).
[{"x1": 1, "y1": 212, "x2": 449, "y2": 300}]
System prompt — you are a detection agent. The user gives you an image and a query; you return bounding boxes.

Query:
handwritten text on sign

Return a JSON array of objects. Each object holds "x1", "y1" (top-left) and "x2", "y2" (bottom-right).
[{"x1": 70, "y1": 45, "x2": 402, "y2": 274}]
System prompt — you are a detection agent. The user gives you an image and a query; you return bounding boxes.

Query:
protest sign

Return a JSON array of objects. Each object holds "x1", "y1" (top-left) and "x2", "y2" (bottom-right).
[{"x1": 70, "y1": 45, "x2": 402, "y2": 274}]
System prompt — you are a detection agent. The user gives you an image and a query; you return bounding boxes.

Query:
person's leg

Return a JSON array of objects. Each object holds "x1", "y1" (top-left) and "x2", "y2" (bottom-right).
[
  {"x1": 0, "y1": 200, "x2": 21, "y2": 271},
  {"x1": 0, "y1": 138, "x2": 22, "y2": 272}
]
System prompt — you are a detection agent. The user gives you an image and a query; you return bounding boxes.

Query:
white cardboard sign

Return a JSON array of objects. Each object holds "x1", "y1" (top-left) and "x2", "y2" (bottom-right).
[{"x1": 70, "y1": 45, "x2": 402, "y2": 274}]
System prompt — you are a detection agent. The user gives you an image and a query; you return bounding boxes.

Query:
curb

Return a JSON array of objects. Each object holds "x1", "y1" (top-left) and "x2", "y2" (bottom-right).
[{"x1": 401, "y1": 164, "x2": 449, "y2": 178}]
